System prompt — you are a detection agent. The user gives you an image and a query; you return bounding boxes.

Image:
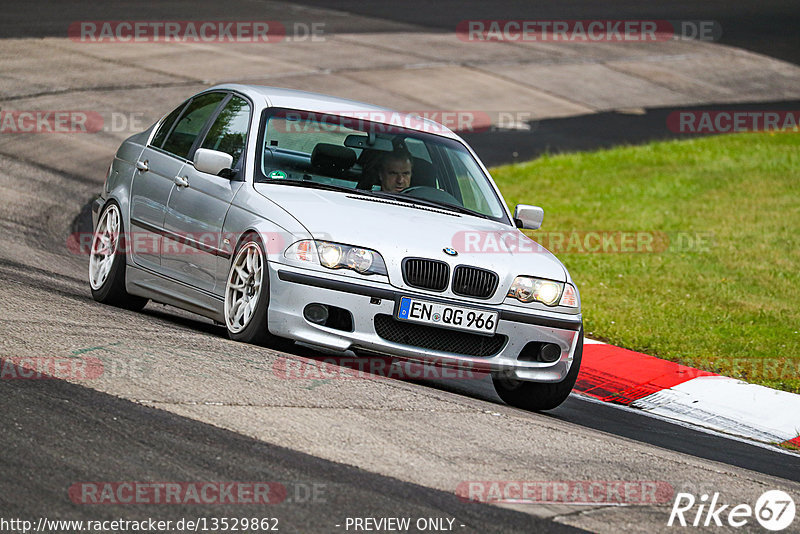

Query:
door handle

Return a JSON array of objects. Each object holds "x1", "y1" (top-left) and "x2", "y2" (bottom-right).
[
  {"x1": 135, "y1": 160, "x2": 149, "y2": 172},
  {"x1": 174, "y1": 175, "x2": 189, "y2": 188}
]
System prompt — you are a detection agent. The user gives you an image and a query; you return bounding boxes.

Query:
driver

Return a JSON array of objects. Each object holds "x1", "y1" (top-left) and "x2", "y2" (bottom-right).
[{"x1": 378, "y1": 152, "x2": 413, "y2": 193}]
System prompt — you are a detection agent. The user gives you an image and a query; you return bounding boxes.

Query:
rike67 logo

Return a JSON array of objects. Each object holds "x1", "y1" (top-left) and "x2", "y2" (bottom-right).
[{"x1": 668, "y1": 490, "x2": 795, "y2": 531}]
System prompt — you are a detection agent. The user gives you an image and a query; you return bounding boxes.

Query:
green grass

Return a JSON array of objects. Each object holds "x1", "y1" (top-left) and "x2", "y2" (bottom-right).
[{"x1": 491, "y1": 131, "x2": 800, "y2": 393}]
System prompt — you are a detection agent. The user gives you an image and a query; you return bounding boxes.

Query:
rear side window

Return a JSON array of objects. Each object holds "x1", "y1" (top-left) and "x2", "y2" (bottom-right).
[
  {"x1": 161, "y1": 92, "x2": 226, "y2": 159},
  {"x1": 199, "y1": 96, "x2": 251, "y2": 169},
  {"x1": 151, "y1": 102, "x2": 187, "y2": 148}
]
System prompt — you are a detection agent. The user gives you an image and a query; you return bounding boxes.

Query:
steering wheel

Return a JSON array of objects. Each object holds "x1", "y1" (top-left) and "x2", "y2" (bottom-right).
[{"x1": 400, "y1": 186, "x2": 461, "y2": 205}]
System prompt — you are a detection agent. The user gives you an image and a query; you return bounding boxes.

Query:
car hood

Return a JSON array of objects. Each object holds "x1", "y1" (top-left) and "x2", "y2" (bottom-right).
[{"x1": 255, "y1": 184, "x2": 567, "y2": 298}]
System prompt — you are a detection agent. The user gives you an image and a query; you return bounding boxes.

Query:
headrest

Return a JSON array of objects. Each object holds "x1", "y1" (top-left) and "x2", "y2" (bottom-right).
[
  {"x1": 311, "y1": 143, "x2": 356, "y2": 175},
  {"x1": 410, "y1": 157, "x2": 436, "y2": 188}
]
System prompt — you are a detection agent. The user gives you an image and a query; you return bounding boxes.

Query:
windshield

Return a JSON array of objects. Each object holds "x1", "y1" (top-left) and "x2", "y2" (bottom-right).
[{"x1": 254, "y1": 108, "x2": 510, "y2": 223}]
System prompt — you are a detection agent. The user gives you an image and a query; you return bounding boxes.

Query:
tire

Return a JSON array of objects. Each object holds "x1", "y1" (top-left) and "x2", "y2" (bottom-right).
[
  {"x1": 492, "y1": 328, "x2": 583, "y2": 411},
  {"x1": 224, "y1": 233, "x2": 292, "y2": 349},
  {"x1": 88, "y1": 201, "x2": 148, "y2": 311}
]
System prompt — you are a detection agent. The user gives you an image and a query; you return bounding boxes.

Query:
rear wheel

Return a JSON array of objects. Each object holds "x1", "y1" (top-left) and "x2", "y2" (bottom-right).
[
  {"x1": 492, "y1": 328, "x2": 583, "y2": 411},
  {"x1": 88, "y1": 202, "x2": 148, "y2": 311}
]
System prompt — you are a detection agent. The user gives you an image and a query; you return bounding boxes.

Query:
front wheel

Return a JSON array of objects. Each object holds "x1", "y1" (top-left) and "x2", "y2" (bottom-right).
[
  {"x1": 224, "y1": 234, "x2": 292, "y2": 349},
  {"x1": 88, "y1": 202, "x2": 148, "y2": 311},
  {"x1": 492, "y1": 328, "x2": 583, "y2": 411}
]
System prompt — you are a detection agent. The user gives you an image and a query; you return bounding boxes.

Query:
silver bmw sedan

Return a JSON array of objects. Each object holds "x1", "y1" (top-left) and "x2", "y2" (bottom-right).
[{"x1": 88, "y1": 84, "x2": 583, "y2": 410}]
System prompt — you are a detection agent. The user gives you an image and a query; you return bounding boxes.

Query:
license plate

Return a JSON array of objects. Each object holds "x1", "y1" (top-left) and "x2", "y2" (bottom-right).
[{"x1": 396, "y1": 297, "x2": 499, "y2": 335}]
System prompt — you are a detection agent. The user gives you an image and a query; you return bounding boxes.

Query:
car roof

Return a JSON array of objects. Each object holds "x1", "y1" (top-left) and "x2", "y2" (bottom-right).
[{"x1": 208, "y1": 83, "x2": 460, "y2": 140}]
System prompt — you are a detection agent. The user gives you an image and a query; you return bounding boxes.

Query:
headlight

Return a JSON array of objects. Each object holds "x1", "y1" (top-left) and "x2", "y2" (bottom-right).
[
  {"x1": 508, "y1": 276, "x2": 564, "y2": 306},
  {"x1": 345, "y1": 247, "x2": 375, "y2": 273},
  {"x1": 285, "y1": 240, "x2": 387, "y2": 276},
  {"x1": 318, "y1": 242, "x2": 343, "y2": 268}
]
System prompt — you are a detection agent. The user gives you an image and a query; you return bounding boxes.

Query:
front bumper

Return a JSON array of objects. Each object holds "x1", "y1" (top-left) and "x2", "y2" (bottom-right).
[{"x1": 267, "y1": 263, "x2": 582, "y2": 383}]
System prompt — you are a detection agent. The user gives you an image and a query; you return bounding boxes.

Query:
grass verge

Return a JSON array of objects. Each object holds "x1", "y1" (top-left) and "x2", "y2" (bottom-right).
[{"x1": 491, "y1": 131, "x2": 800, "y2": 393}]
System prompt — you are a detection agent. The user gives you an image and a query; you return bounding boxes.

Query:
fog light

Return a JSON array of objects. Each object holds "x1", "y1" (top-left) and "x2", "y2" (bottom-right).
[
  {"x1": 539, "y1": 343, "x2": 561, "y2": 363},
  {"x1": 303, "y1": 303, "x2": 329, "y2": 325}
]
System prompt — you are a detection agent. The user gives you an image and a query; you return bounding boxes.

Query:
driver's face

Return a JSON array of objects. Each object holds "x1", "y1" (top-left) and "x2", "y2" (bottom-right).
[{"x1": 379, "y1": 159, "x2": 412, "y2": 193}]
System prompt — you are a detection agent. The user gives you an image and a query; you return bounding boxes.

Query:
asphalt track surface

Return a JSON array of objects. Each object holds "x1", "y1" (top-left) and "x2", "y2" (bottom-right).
[
  {"x1": 2, "y1": 2, "x2": 800, "y2": 532},
  {"x1": 5, "y1": 0, "x2": 799, "y2": 66},
  {"x1": 293, "y1": 0, "x2": 800, "y2": 66},
  {"x1": 1, "y1": 362, "x2": 576, "y2": 533}
]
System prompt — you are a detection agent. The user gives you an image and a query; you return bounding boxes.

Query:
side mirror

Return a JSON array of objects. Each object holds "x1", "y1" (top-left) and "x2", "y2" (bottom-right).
[
  {"x1": 514, "y1": 204, "x2": 544, "y2": 230},
  {"x1": 194, "y1": 148, "x2": 234, "y2": 176}
]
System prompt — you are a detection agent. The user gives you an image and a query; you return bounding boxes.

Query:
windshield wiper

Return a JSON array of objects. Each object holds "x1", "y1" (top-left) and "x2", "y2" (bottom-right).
[
  {"x1": 378, "y1": 193, "x2": 494, "y2": 220},
  {"x1": 263, "y1": 179, "x2": 365, "y2": 195},
  {"x1": 262, "y1": 180, "x2": 496, "y2": 220},
  {"x1": 266, "y1": 180, "x2": 423, "y2": 204}
]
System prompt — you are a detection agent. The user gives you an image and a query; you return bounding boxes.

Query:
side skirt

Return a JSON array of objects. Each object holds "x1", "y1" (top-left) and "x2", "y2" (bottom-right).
[{"x1": 126, "y1": 264, "x2": 225, "y2": 323}]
